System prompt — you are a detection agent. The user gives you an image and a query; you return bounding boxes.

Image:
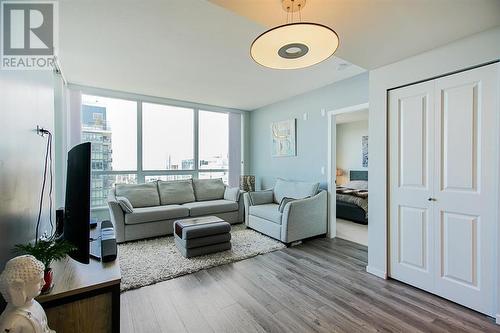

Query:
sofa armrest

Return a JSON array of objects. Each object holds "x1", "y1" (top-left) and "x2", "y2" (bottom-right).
[
  {"x1": 243, "y1": 193, "x2": 251, "y2": 226},
  {"x1": 237, "y1": 192, "x2": 245, "y2": 223},
  {"x1": 281, "y1": 190, "x2": 327, "y2": 243},
  {"x1": 107, "y1": 190, "x2": 125, "y2": 243}
]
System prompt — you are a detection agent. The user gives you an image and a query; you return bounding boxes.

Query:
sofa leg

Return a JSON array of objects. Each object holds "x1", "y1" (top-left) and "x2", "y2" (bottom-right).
[{"x1": 287, "y1": 240, "x2": 302, "y2": 247}]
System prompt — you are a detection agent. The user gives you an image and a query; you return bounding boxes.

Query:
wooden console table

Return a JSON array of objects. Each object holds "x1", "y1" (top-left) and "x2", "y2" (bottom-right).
[{"x1": 37, "y1": 239, "x2": 121, "y2": 332}]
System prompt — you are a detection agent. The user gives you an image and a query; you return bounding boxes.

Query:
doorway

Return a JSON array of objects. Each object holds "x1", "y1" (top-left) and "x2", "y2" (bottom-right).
[{"x1": 327, "y1": 103, "x2": 369, "y2": 245}]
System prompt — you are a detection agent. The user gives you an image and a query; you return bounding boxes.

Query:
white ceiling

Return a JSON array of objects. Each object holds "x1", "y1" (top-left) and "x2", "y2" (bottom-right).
[
  {"x1": 58, "y1": 0, "x2": 364, "y2": 111},
  {"x1": 58, "y1": 0, "x2": 500, "y2": 111}
]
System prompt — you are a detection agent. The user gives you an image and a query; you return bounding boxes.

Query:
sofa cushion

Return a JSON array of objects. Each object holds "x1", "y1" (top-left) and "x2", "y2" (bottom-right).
[
  {"x1": 249, "y1": 204, "x2": 282, "y2": 225},
  {"x1": 248, "y1": 190, "x2": 273, "y2": 205},
  {"x1": 125, "y1": 205, "x2": 189, "y2": 225},
  {"x1": 183, "y1": 200, "x2": 238, "y2": 217},
  {"x1": 115, "y1": 182, "x2": 160, "y2": 208},
  {"x1": 273, "y1": 178, "x2": 320, "y2": 204},
  {"x1": 192, "y1": 178, "x2": 225, "y2": 201},
  {"x1": 158, "y1": 180, "x2": 195, "y2": 205},
  {"x1": 116, "y1": 196, "x2": 134, "y2": 213}
]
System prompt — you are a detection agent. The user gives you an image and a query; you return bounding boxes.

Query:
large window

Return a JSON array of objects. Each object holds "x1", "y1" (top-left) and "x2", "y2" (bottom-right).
[
  {"x1": 142, "y1": 103, "x2": 194, "y2": 170},
  {"x1": 82, "y1": 95, "x2": 137, "y2": 171},
  {"x1": 199, "y1": 111, "x2": 228, "y2": 170},
  {"x1": 90, "y1": 174, "x2": 137, "y2": 207},
  {"x1": 81, "y1": 95, "x2": 137, "y2": 208},
  {"x1": 81, "y1": 94, "x2": 236, "y2": 209}
]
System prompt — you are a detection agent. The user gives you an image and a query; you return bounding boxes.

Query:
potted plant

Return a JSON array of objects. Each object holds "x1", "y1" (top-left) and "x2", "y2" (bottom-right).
[{"x1": 13, "y1": 238, "x2": 76, "y2": 293}]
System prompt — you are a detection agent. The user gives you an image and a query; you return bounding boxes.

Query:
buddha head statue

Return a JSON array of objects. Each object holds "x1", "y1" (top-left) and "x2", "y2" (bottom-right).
[{"x1": 0, "y1": 255, "x2": 45, "y2": 307}]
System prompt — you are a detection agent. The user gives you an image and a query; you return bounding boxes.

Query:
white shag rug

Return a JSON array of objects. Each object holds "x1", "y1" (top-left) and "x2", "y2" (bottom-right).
[{"x1": 118, "y1": 224, "x2": 285, "y2": 291}]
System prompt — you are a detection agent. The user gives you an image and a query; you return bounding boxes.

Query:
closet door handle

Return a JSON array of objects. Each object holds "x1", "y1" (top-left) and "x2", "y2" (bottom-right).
[{"x1": 428, "y1": 197, "x2": 436, "y2": 202}]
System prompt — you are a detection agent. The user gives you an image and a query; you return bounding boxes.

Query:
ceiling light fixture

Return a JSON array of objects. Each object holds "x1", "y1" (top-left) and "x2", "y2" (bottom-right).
[{"x1": 250, "y1": 0, "x2": 339, "y2": 70}]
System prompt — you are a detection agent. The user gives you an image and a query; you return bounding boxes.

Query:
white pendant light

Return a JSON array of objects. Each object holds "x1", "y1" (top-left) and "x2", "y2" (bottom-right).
[{"x1": 250, "y1": 0, "x2": 339, "y2": 70}]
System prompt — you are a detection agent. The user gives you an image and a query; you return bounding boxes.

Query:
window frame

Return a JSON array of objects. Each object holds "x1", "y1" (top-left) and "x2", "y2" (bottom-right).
[{"x1": 78, "y1": 87, "x2": 242, "y2": 211}]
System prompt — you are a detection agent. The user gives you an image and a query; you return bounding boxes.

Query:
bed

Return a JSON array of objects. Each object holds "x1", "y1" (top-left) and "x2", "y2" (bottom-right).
[{"x1": 336, "y1": 170, "x2": 368, "y2": 225}]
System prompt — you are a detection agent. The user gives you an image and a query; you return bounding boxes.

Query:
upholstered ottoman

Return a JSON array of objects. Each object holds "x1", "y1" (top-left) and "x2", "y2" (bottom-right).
[{"x1": 174, "y1": 216, "x2": 231, "y2": 258}]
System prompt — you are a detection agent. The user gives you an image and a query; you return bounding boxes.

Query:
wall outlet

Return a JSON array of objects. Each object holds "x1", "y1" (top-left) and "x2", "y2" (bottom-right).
[
  {"x1": 321, "y1": 108, "x2": 326, "y2": 116},
  {"x1": 321, "y1": 166, "x2": 325, "y2": 175},
  {"x1": 303, "y1": 113, "x2": 308, "y2": 121}
]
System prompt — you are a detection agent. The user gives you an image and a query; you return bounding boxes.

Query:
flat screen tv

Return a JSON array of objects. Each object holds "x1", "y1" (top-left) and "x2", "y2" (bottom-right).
[{"x1": 64, "y1": 142, "x2": 91, "y2": 264}]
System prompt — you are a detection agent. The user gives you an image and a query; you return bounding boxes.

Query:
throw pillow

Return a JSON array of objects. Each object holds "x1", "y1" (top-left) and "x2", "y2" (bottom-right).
[
  {"x1": 278, "y1": 197, "x2": 296, "y2": 213},
  {"x1": 116, "y1": 196, "x2": 134, "y2": 213},
  {"x1": 224, "y1": 187, "x2": 240, "y2": 202}
]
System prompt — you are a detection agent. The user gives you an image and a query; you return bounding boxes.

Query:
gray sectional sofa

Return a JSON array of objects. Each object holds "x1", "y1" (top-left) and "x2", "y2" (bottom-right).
[
  {"x1": 243, "y1": 179, "x2": 327, "y2": 244},
  {"x1": 108, "y1": 178, "x2": 244, "y2": 243}
]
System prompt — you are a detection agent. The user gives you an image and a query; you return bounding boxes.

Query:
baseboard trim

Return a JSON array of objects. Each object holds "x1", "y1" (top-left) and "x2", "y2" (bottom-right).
[
  {"x1": 366, "y1": 265, "x2": 387, "y2": 279},
  {"x1": 496, "y1": 314, "x2": 500, "y2": 325}
]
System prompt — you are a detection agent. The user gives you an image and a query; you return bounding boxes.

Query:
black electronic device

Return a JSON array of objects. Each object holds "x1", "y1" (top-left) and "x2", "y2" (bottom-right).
[
  {"x1": 55, "y1": 208, "x2": 64, "y2": 237},
  {"x1": 100, "y1": 220, "x2": 117, "y2": 263},
  {"x1": 63, "y1": 142, "x2": 91, "y2": 264}
]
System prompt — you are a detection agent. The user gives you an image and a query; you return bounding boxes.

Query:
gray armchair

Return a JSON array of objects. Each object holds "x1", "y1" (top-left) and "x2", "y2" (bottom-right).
[{"x1": 243, "y1": 179, "x2": 327, "y2": 244}]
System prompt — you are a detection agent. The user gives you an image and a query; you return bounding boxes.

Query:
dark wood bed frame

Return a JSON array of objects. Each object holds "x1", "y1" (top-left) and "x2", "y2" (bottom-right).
[{"x1": 336, "y1": 170, "x2": 368, "y2": 225}]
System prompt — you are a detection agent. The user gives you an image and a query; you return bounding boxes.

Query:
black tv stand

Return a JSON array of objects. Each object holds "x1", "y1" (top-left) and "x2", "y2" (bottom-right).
[{"x1": 36, "y1": 245, "x2": 121, "y2": 333}]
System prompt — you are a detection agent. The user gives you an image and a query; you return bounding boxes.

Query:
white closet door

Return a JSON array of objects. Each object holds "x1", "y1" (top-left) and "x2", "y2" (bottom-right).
[
  {"x1": 389, "y1": 80, "x2": 436, "y2": 291},
  {"x1": 433, "y1": 64, "x2": 498, "y2": 315}
]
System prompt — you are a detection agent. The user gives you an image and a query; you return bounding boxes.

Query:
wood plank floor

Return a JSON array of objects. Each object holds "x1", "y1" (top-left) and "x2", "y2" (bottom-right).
[{"x1": 121, "y1": 237, "x2": 500, "y2": 333}]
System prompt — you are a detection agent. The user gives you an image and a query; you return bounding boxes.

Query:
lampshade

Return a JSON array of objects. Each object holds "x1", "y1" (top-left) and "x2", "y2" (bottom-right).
[
  {"x1": 251, "y1": 22, "x2": 339, "y2": 70},
  {"x1": 336, "y1": 168, "x2": 343, "y2": 177}
]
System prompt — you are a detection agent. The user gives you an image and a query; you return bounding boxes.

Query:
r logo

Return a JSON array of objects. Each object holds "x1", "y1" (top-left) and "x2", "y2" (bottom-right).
[{"x1": 2, "y1": 2, "x2": 54, "y2": 56}]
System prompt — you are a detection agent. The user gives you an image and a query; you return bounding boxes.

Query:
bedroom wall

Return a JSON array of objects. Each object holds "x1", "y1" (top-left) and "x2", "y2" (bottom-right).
[
  {"x1": 336, "y1": 120, "x2": 368, "y2": 185},
  {"x1": 367, "y1": 26, "x2": 500, "y2": 319},
  {"x1": 249, "y1": 73, "x2": 369, "y2": 190},
  {"x1": 0, "y1": 71, "x2": 55, "y2": 309}
]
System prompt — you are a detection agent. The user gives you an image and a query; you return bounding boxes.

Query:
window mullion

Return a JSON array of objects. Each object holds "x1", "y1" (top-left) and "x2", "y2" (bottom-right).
[
  {"x1": 194, "y1": 108, "x2": 199, "y2": 179},
  {"x1": 137, "y1": 100, "x2": 144, "y2": 183}
]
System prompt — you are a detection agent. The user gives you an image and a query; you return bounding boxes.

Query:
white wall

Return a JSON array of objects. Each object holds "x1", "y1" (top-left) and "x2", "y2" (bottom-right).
[
  {"x1": 336, "y1": 120, "x2": 368, "y2": 185},
  {"x1": 367, "y1": 26, "x2": 500, "y2": 320}
]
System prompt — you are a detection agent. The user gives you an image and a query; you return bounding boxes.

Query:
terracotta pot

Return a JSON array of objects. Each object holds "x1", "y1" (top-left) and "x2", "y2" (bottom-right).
[{"x1": 42, "y1": 268, "x2": 53, "y2": 293}]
